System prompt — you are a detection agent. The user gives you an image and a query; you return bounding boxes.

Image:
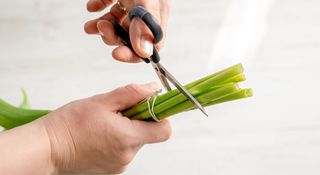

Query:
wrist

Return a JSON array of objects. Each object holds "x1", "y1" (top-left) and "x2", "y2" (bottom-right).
[
  {"x1": 0, "y1": 117, "x2": 56, "y2": 175},
  {"x1": 31, "y1": 119, "x2": 58, "y2": 174},
  {"x1": 41, "y1": 111, "x2": 77, "y2": 174}
]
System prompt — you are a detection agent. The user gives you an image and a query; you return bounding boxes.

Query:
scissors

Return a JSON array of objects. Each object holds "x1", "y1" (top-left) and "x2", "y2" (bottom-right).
[{"x1": 110, "y1": 5, "x2": 207, "y2": 116}]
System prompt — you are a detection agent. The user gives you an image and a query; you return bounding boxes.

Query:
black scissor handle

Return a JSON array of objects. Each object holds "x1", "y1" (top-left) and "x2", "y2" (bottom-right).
[{"x1": 128, "y1": 5, "x2": 163, "y2": 44}]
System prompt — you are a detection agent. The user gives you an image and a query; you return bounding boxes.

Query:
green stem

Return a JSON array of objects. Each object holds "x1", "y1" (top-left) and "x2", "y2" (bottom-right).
[
  {"x1": 132, "y1": 83, "x2": 240, "y2": 120},
  {"x1": 158, "y1": 88, "x2": 252, "y2": 120},
  {"x1": 123, "y1": 63, "x2": 244, "y2": 117},
  {"x1": 203, "y1": 88, "x2": 253, "y2": 107},
  {"x1": 19, "y1": 88, "x2": 31, "y2": 109},
  {"x1": 0, "y1": 99, "x2": 51, "y2": 129}
]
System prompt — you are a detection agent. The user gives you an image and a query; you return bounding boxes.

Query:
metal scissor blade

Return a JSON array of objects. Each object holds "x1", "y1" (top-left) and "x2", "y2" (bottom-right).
[
  {"x1": 151, "y1": 63, "x2": 172, "y2": 92},
  {"x1": 153, "y1": 62, "x2": 208, "y2": 117}
]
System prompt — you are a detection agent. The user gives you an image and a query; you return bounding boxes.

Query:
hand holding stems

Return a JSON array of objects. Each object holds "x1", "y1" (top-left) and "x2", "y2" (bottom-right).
[
  {"x1": 0, "y1": 83, "x2": 171, "y2": 175},
  {"x1": 84, "y1": 0, "x2": 170, "y2": 62}
]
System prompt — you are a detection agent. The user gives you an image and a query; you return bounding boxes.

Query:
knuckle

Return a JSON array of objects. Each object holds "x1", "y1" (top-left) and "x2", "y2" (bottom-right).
[{"x1": 124, "y1": 83, "x2": 142, "y2": 94}]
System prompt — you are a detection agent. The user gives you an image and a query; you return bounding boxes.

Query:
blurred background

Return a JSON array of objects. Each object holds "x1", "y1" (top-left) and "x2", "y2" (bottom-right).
[{"x1": 1, "y1": 0, "x2": 320, "y2": 174}]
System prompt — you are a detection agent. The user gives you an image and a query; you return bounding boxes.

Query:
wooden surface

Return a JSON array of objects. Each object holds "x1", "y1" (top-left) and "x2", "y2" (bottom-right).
[{"x1": 0, "y1": 0, "x2": 319, "y2": 174}]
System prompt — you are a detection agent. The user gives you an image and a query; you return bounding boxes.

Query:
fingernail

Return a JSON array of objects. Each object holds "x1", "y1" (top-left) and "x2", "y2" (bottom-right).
[
  {"x1": 140, "y1": 37, "x2": 153, "y2": 56},
  {"x1": 98, "y1": 31, "x2": 104, "y2": 36},
  {"x1": 146, "y1": 82, "x2": 160, "y2": 92},
  {"x1": 97, "y1": 21, "x2": 104, "y2": 36}
]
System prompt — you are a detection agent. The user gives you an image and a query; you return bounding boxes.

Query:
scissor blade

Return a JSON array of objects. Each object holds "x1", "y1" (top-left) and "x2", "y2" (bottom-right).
[
  {"x1": 153, "y1": 62, "x2": 208, "y2": 117},
  {"x1": 152, "y1": 63, "x2": 172, "y2": 92}
]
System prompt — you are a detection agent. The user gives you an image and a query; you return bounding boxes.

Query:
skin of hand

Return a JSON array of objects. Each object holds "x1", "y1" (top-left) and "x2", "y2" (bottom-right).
[
  {"x1": 84, "y1": 0, "x2": 170, "y2": 63},
  {"x1": 0, "y1": 83, "x2": 171, "y2": 175}
]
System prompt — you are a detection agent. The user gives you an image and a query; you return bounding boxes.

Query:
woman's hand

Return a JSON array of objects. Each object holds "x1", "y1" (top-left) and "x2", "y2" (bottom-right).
[
  {"x1": 41, "y1": 83, "x2": 171, "y2": 174},
  {"x1": 84, "y1": 0, "x2": 170, "y2": 63},
  {"x1": 0, "y1": 83, "x2": 171, "y2": 175}
]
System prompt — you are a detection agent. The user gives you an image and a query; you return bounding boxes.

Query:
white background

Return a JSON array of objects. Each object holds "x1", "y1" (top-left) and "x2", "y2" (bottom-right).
[{"x1": 1, "y1": 0, "x2": 320, "y2": 174}]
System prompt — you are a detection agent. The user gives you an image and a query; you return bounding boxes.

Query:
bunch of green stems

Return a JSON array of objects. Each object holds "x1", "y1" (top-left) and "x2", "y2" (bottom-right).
[
  {"x1": 123, "y1": 63, "x2": 252, "y2": 120},
  {"x1": 0, "y1": 64, "x2": 252, "y2": 130}
]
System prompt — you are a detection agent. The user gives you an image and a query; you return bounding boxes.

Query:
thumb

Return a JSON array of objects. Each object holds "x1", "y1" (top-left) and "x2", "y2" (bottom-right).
[
  {"x1": 129, "y1": 17, "x2": 155, "y2": 58},
  {"x1": 102, "y1": 83, "x2": 160, "y2": 111}
]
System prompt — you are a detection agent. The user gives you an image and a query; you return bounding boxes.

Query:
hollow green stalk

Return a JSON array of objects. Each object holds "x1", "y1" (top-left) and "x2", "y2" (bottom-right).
[
  {"x1": 123, "y1": 63, "x2": 244, "y2": 117},
  {"x1": 132, "y1": 83, "x2": 242, "y2": 120}
]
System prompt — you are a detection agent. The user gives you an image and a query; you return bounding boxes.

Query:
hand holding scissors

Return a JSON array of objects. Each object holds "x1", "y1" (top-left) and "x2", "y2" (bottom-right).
[
  {"x1": 85, "y1": 0, "x2": 170, "y2": 63},
  {"x1": 111, "y1": 6, "x2": 208, "y2": 116}
]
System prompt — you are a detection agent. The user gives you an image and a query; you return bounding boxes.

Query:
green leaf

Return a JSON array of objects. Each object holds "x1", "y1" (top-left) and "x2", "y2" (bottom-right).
[{"x1": 19, "y1": 88, "x2": 31, "y2": 109}]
